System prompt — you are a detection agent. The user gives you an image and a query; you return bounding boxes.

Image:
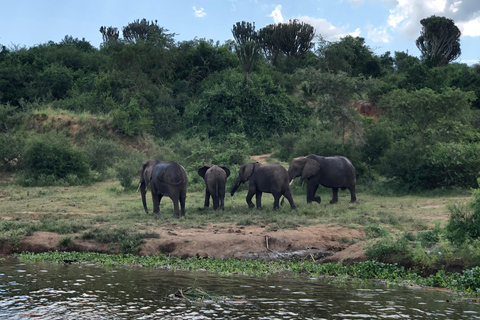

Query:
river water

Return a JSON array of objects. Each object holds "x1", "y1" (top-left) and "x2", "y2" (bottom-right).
[{"x1": 1, "y1": 258, "x2": 480, "y2": 319}]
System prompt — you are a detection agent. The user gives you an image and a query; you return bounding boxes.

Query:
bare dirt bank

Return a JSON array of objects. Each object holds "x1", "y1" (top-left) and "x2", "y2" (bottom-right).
[{"x1": 6, "y1": 224, "x2": 366, "y2": 263}]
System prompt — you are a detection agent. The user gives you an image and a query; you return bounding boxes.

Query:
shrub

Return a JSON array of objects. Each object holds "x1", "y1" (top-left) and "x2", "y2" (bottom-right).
[
  {"x1": 110, "y1": 98, "x2": 153, "y2": 136},
  {"x1": 364, "y1": 224, "x2": 389, "y2": 239},
  {"x1": 0, "y1": 132, "x2": 24, "y2": 172},
  {"x1": 83, "y1": 137, "x2": 124, "y2": 179},
  {"x1": 114, "y1": 151, "x2": 144, "y2": 189},
  {"x1": 365, "y1": 234, "x2": 412, "y2": 263},
  {"x1": 21, "y1": 132, "x2": 90, "y2": 185},
  {"x1": 445, "y1": 185, "x2": 480, "y2": 245},
  {"x1": 417, "y1": 222, "x2": 441, "y2": 247}
]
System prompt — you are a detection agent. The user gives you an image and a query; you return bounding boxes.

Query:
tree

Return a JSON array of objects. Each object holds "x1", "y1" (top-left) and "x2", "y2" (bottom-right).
[
  {"x1": 318, "y1": 36, "x2": 381, "y2": 77},
  {"x1": 122, "y1": 19, "x2": 174, "y2": 47},
  {"x1": 99, "y1": 26, "x2": 120, "y2": 45},
  {"x1": 232, "y1": 21, "x2": 260, "y2": 81},
  {"x1": 293, "y1": 69, "x2": 367, "y2": 143},
  {"x1": 257, "y1": 24, "x2": 280, "y2": 64},
  {"x1": 380, "y1": 87, "x2": 474, "y2": 135},
  {"x1": 274, "y1": 19, "x2": 315, "y2": 58},
  {"x1": 416, "y1": 15, "x2": 461, "y2": 67},
  {"x1": 257, "y1": 20, "x2": 315, "y2": 65}
]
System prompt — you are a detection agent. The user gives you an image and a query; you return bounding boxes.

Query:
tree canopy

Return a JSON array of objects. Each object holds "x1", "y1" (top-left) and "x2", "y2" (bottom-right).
[
  {"x1": 0, "y1": 17, "x2": 479, "y2": 190},
  {"x1": 416, "y1": 15, "x2": 461, "y2": 67}
]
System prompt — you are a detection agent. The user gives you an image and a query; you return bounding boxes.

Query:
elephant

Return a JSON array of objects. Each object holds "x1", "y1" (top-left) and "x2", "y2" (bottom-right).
[
  {"x1": 138, "y1": 159, "x2": 162, "y2": 214},
  {"x1": 198, "y1": 165, "x2": 230, "y2": 210},
  {"x1": 288, "y1": 154, "x2": 356, "y2": 204},
  {"x1": 150, "y1": 161, "x2": 188, "y2": 218},
  {"x1": 230, "y1": 162, "x2": 296, "y2": 210}
]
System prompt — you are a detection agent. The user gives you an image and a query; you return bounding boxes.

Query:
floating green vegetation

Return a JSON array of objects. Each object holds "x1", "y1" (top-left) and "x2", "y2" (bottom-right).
[{"x1": 15, "y1": 251, "x2": 480, "y2": 295}]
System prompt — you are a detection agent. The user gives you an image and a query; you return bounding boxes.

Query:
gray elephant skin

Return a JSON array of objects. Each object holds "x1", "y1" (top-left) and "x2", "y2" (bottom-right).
[
  {"x1": 150, "y1": 161, "x2": 188, "y2": 218},
  {"x1": 139, "y1": 159, "x2": 162, "y2": 214},
  {"x1": 288, "y1": 154, "x2": 356, "y2": 204},
  {"x1": 230, "y1": 162, "x2": 296, "y2": 210},
  {"x1": 198, "y1": 165, "x2": 231, "y2": 210}
]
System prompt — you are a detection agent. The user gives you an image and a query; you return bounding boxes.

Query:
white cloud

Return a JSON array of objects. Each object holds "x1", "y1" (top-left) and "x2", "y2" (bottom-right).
[
  {"x1": 385, "y1": 0, "x2": 480, "y2": 40},
  {"x1": 458, "y1": 16, "x2": 480, "y2": 37},
  {"x1": 193, "y1": 6, "x2": 206, "y2": 18},
  {"x1": 347, "y1": 0, "x2": 365, "y2": 7},
  {"x1": 367, "y1": 25, "x2": 393, "y2": 43},
  {"x1": 299, "y1": 16, "x2": 360, "y2": 41},
  {"x1": 269, "y1": 5, "x2": 284, "y2": 23}
]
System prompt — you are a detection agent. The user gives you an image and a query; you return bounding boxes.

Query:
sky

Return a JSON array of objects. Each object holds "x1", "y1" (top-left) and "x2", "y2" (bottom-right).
[{"x1": 1, "y1": 0, "x2": 479, "y2": 65}]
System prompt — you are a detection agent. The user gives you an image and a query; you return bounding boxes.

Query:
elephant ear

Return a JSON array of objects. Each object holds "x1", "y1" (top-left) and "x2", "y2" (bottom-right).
[
  {"x1": 302, "y1": 158, "x2": 321, "y2": 180},
  {"x1": 141, "y1": 160, "x2": 156, "y2": 183},
  {"x1": 197, "y1": 165, "x2": 211, "y2": 178},
  {"x1": 219, "y1": 165, "x2": 230, "y2": 178},
  {"x1": 242, "y1": 163, "x2": 255, "y2": 181}
]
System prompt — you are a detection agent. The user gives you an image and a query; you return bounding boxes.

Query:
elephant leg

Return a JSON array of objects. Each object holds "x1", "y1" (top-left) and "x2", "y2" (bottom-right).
[
  {"x1": 307, "y1": 180, "x2": 320, "y2": 203},
  {"x1": 212, "y1": 194, "x2": 219, "y2": 210},
  {"x1": 153, "y1": 194, "x2": 163, "y2": 215},
  {"x1": 330, "y1": 188, "x2": 339, "y2": 204},
  {"x1": 246, "y1": 189, "x2": 255, "y2": 208},
  {"x1": 219, "y1": 195, "x2": 225, "y2": 210},
  {"x1": 219, "y1": 188, "x2": 226, "y2": 210},
  {"x1": 140, "y1": 183, "x2": 149, "y2": 214},
  {"x1": 180, "y1": 191, "x2": 186, "y2": 217},
  {"x1": 283, "y1": 189, "x2": 297, "y2": 209},
  {"x1": 349, "y1": 186, "x2": 357, "y2": 203},
  {"x1": 272, "y1": 192, "x2": 280, "y2": 210},
  {"x1": 204, "y1": 190, "x2": 210, "y2": 208},
  {"x1": 171, "y1": 197, "x2": 180, "y2": 218},
  {"x1": 255, "y1": 192, "x2": 263, "y2": 209}
]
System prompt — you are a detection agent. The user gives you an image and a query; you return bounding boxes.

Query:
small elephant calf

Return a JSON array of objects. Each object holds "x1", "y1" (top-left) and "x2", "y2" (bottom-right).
[{"x1": 198, "y1": 165, "x2": 230, "y2": 210}]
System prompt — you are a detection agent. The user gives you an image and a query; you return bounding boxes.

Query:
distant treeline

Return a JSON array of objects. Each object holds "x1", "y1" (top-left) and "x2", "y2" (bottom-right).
[{"x1": 1, "y1": 17, "x2": 480, "y2": 191}]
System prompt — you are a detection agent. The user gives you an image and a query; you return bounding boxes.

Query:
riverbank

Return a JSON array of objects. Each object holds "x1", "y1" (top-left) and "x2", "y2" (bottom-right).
[
  {"x1": 2, "y1": 223, "x2": 366, "y2": 263},
  {"x1": 0, "y1": 180, "x2": 473, "y2": 271}
]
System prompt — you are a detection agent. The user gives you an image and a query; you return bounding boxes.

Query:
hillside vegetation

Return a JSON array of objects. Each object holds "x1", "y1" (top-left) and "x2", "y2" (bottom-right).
[{"x1": 2, "y1": 18, "x2": 480, "y2": 277}]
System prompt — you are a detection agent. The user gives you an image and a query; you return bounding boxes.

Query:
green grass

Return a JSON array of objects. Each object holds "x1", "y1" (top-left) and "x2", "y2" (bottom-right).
[
  {"x1": 0, "y1": 180, "x2": 466, "y2": 233},
  {"x1": 0, "y1": 179, "x2": 473, "y2": 266}
]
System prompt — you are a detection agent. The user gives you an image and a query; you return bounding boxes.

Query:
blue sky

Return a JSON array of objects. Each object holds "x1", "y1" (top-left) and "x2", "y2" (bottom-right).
[{"x1": 1, "y1": 0, "x2": 479, "y2": 65}]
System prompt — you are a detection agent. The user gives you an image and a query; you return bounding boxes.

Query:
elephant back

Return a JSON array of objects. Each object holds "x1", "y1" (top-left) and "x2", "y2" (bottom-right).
[{"x1": 153, "y1": 161, "x2": 187, "y2": 185}]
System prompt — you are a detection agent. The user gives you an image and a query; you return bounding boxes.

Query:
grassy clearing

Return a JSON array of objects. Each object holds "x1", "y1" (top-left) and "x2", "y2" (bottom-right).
[
  {"x1": 0, "y1": 179, "x2": 469, "y2": 253},
  {"x1": 5, "y1": 179, "x2": 480, "y2": 294}
]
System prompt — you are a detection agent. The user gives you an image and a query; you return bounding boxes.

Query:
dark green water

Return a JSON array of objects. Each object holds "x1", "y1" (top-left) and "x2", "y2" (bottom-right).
[{"x1": 1, "y1": 258, "x2": 480, "y2": 319}]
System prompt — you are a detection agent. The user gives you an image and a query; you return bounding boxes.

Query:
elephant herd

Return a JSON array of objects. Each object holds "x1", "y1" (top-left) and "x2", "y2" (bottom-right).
[{"x1": 138, "y1": 155, "x2": 357, "y2": 218}]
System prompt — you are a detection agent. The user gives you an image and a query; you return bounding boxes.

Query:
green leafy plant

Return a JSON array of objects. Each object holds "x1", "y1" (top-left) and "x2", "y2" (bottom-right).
[{"x1": 21, "y1": 132, "x2": 90, "y2": 186}]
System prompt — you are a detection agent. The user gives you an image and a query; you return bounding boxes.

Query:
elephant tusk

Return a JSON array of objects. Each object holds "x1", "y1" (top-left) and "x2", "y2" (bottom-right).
[
  {"x1": 136, "y1": 183, "x2": 141, "y2": 193},
  {"x1": 289, "y1": 179, "x2": 293, "y2": 186}
]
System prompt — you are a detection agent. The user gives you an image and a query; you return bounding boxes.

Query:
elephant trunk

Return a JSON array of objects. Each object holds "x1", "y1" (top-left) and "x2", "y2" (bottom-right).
[
  {"x1": 230, "y1": 179, "x2": 242, "y2": 196},
  {"x1": 140, "y1": 182, "x2": 148, "y2": 213}
]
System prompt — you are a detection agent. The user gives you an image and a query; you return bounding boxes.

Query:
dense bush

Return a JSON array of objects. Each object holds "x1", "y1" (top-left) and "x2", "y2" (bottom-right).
[
  {"x1": 183, "y1": 70, "x2": 303, "y2": 142},
  {"x1": 114, "y1": 151, "x2": 144, "y2": 189},
  {"x1": 0, "y1": 19, "x2": 479, "y2": 193},
  {"x1": 0, "y1": 133, "x2": 24, "y2": 172},
  {"x1": 445, "y1": 182, "x2": 480, "y2": 244},
  {"x1": 21, "y1": 132, "x2": 90, "y2": 185},
  {"x1": 381, "y1": 139, "x2": 480, "y2": 189},
  {"x1": 83, "y1": 137, "x2": 125, "y2": 179}
]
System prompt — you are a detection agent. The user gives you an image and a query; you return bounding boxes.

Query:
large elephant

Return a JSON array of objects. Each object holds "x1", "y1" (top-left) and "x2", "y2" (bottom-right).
[
  {"x1": 288, "y1": 154, "x2": 356, "y2": 204},
  {"x1": 198, "y1": 165, "x2": 230, "y2": 210},
  {"x1": 230, "y1": 162, "x2": 296, "y2": 210},
  {"x1": 138, "y1": 159, "x2": 162, "y2": 214},
  {"x1": 150, "y1": 161, "x2": 188, "y2": 218}
]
